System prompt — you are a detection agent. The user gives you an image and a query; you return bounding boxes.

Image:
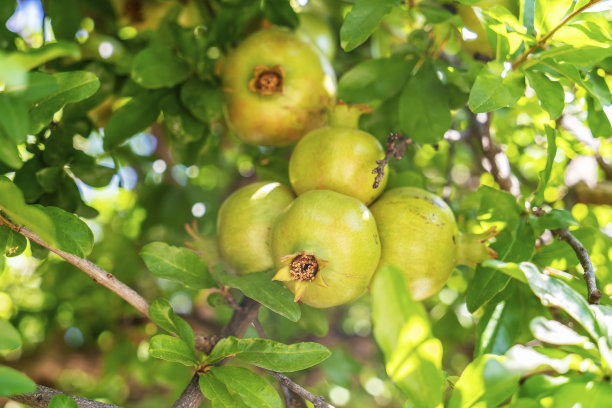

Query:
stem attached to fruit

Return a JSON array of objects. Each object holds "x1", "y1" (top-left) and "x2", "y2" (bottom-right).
[
  {"x1": 248, "y1": 65, "x2": 284, "y2": 95},
  {"x1": 273, "y1": 251, "x2": 329, "y2": 302}
]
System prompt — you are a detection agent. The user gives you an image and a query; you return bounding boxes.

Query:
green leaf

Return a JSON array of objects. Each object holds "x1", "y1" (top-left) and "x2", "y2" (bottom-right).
[
  {"x1": 200, "y1": 374, "x2": 249, "y2": 408},
  {"x1": 140, "y1": 242, "x2": 215, "y2": 289},
  {"x1": 160, "y1": 92, "x2": 206, "y2": 143},
  {"x1": 338, "y1": 58, "x2": 415, "y2": 103},
  {"x1": 0, "y1": 319, "x2": 22, "y2": 352},
  {"x1": 1, "y1": 226, "x2": 27, "y2": 257},
  {"x1": 149, "y1": 334, "x2": 198, "y2": 366},
  {"x1": 206, "y1": 336, "x2": 330, "y2": 372},
  {"x1": 70, "y1": 164, "x2": 115, "y2": 188},
  {"x1": 132, "y1": 47, "x2": 192, "y2": 89},
  {"x1": 499, "y1": 218, "x2": 535, "y2": 263},
  {"x1": 539, "y1": 45, "x2": 612, "y2": 69},
  {"x1": 340, "y1": 0, "x2": 397, "y2": 52},
  {"x1": 0, "y1": 365, "x2": 36, "y2": 396},
  {"x1": 149, "y1": 299, "x2": 195, "y2": 352},
  {"x1": 525, "y1": 71, "x2": 564, "y2": 120},
  {"x1": 532, "y1": 126, "x2": 557, "y2": 207},
  {"x1": 0, "y1": 177, "x2": 56, "y2": 247},
  {"x1": 262, "y1": 0, "x2": 299, "y2": 29},
  {"x1": 586, "y1": 96, "x2": 612, "y2": 138},
  {"x1": 48, "y1": 394, "x2": 78, "y2": 408},
  {"x1": 38, "y1": 206, "x2": 94, "y2": 257},
  {"x1": 8, "y1": 42, "x2": 80, "y2": 70},
  {"x1": 448, "y1": 355, "x2": 521, "y2": 408},
  {"x1": 466, "y1": 265, "x2": 512, "y2": 312},
  {"x1": 0, "y1": 94, "x2": 28, "y2": 144},
  {"x1": 475, "y1": 286, "x2": 522, "y2": 357},
  {"x1": 210, "y1": 366, "x2": 282, "y2": 408},
  {"x1": 371, "y1": 266, "x2": 444, "y2": 407},
  {"x1": 542, "y1": 380, "x2": 612, "y2": 408},
  {"x1": 29, "y1": 71, "x2": 101, "y2": 134},
  {"x1": 298, "y1": 303, "x2": 329, "y2": 337},
  {"x1": 468, "y1": 62, "x2": 525, "y2": 113},
  {"x1": 398, "y1": 61, "x2": 451, "y2": 144},
  {"x1": 13, "y1": 72, "x2": 60, "y2": 102},
  {"x1": 532, "y1": 228, "x2": 594, "y2": 268},
  {"x1": 103, "y1": 91, "x2": 162, "y2": 150},
  {"x1": 529, "y1": 316, "x2": 588, "y2": 345},
  {"x1": 48, "y1": 0, "x2": 83, "y2": 41},
  {"x1": 180, "y1": 79, "x2": 223, "y2": 122},
  {"x1": 477, "y1": 185, "x2": 521, "y2": 227},
  {"x1": 519, "y1": 262, "x2": 601, "y2": 340},
  {"x1": 530, "y1": 209, "x2": 577, "y2": 235},
  {"x1": 0, "y1": 134, "x2": 22, "y2": 169},
  {"x1": 221, "y1": 272, "x2": 300, "y2": 322}
]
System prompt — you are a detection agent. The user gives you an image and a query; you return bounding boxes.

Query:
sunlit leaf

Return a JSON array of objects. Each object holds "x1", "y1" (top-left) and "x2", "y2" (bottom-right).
[
  {"x1": 469, "y1": 62, "x2": 525, "y2": 113},
  {"x1": 529, "y1": 316, "x2": 588, "y2": 345},
  {"x1": 149, "y1": 334, "x2": 198, "y2": 366},
  {"x1": 206, "y1": 336, "x2": 330, "y2": 371},
  {"x1": 340, "y1": 0, "x2": 398, "y2": 51},
  {"x1": 210, "y1": 366, "x2": 282, "y2": 408},
  {"x1": 149, "y1": 299, "x2": 195, "y2": 353},
  {"x1": 0, "y1": 365, "x2": 36, "y2": 396},
  {"x1": 48, "y1": 394, "x2": 78, "y2": 408},
  {"x1": 0, "y1": 319, "x2": 21, "y2": 352}
]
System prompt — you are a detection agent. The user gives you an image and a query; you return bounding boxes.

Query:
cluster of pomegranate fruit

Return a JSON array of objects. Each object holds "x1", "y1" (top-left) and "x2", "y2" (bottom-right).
[{"x1": 217, "y1": 27, "x2": 494, "y2": 308}]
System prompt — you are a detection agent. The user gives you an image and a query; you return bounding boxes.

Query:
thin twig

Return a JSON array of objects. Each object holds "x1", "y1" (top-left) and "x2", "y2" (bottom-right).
[
  {"x1": 512, "y1": 0, "x2": 603, "y2": 70},
  {"x1": 267, "y1": 371, "x2": 336, "y2": 408},
  {"x1": 372, "y1": 132, "x2": 413, "y2": 188},
  {"x1": 10, "y1": 385, "x2": 121, "y2": 408},
  {"x1": 553, "y1": 228, "x2": 602, "y2": 304},
  {"x1": 479, "y1": 113, "x2": 519, "y2": 196},
  {"x1": 0, "y1": 213, "x2": 151, "y2": 318}
]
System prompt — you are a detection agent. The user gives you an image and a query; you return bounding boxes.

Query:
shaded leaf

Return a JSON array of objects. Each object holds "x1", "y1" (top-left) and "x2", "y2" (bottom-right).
[
  {"x1": 48, "y1": 0, "x2": 82, "y2": 40},
  {"x1": 466, "y1": 265, "x2": 512, "y2": 312},
  {"x1": 532, "y1": 126, "x2": 557, "y2": 207},
  {"x1": 38, "y1": 206, "x2": 94, "y2": 257},
  {"x1": 180, "y1": 78, "x2": 223, "y2": 122},
  {"x1": 399, "y1": 61, "x2": 451, "y2": 144},
  {"x1": 221, "y1": 272, "x2": 300, "y2": 322},
  {"x1": 132, "y1": 47, "x2": 192, "y2": 89},
  {"x1": 0, "y1": 94, "x2": 28, "y2": 144},
  {"x1": 103, "y1": 91, "x2": 163, "y2": 150},
  {"x1": 298, "y1": 303, "x2": 329, "y2": 337},
  {"x1": 338, "y1": 58, "x2": 415, "y2": 103},
  {"x1": 340, "y1": 0, "x2": 397, "y2": 51},
  {"x1": 29, "y1": 71, "x2": 100, "y2": 134},
  {"x1": 262, "y1": 0, "x2": 298, "y2": 29}
]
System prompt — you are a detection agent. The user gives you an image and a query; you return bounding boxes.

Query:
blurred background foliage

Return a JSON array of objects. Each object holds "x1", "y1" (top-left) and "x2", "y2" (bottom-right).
[{"x1": 0, "y1": 0, "x2": 611, "y2": 407}]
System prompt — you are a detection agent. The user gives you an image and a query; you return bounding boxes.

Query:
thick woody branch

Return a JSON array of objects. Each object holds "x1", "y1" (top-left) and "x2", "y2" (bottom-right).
[
  {"x1": 172, "y1": 374, "x2": 204, "y2": 408},
  {"x1": 10, "y1": 385, "x2": 121, "y2": 408},
  {"x1": 553, "y1": 228, "x2": 602, "y2": 304},
  {"x1": 0, "y1": 213, "x2": 151, "y2": 318},
  {"x1": 372, "y1": 132, "x2": 413, "y2": 188}
]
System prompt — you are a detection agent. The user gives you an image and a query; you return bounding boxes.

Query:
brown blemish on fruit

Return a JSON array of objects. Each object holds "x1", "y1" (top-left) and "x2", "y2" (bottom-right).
[
  {"x1": 290, "y1": 253, "x2": 318, "y2": 281},
  {"x1": 249, "y1": 65, "x2": 284, "y2": 95}
]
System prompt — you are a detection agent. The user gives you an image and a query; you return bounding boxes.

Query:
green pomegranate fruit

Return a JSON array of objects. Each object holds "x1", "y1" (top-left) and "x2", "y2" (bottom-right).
[
  {"x1": 289, "y1": 104, "x2": 388, "y2": 205},
  {"x1": 271, "y1": 190, "x2": 381, "y2": 308},
  {"x1": 222, "y1": 28, "x2": 337, "y2": 147},
  {"x1": 370, "y1": 187, "x2": 495, "y2": 300},
  {"x1": 217, "y1": 182, "x2": 295, "y2": 275}
]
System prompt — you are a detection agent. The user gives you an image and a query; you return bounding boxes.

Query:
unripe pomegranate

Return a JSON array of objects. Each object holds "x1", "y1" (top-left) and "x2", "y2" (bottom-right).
[
  {"x1": 271, "y1": 190, "x2": 381, "y2": 308},
  {"x1": 222, "y1": 28, "x2": 337, "y2": 146},
  {"x1": 217, "y1": 182, "x2": 294, "y2": 275},
  {"x1": 289, "y1": 104, "x2": 387, "y2": 205},
  {"x1": 370, "y1": 187, "x2": 495, "y2": 300}
]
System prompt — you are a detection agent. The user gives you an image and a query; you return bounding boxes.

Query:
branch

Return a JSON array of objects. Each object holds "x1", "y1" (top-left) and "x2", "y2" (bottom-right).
[
  {"x1": 267, "y1": 371, "x2": 336, "y2": 408},
  {"x1": 478, "y1": 113, "x2": 519, "y2": 196},
  {"x1": 552, "y1": 228, "x2": 602, "y2": 304},
  {"x1": 0, "y1": 213, "x2": 151, "y2": 318},
  {"x1": 512, "y1": 0, "x2": 603, "y2": 70},
  {"x1": 10, "y1": 385, "x2": 121, "y2": 408},
  {"x1": 171, "y1": 373, "x2": 204, "y2": 408},
  {"x1": 372, "y1": 132, "x2": 413, "y2": 188}
]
